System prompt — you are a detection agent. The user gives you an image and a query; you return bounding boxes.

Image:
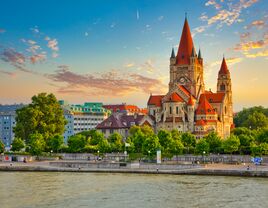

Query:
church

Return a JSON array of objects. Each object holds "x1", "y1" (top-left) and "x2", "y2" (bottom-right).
[{"x1": 147, "y1": 18, "x2": 234, "y2": 138}]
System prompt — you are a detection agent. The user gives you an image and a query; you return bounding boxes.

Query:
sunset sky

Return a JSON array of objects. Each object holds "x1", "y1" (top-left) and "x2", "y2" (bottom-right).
[{"x1": 0, "y1": 0, "x2": 267, "y2": 111}]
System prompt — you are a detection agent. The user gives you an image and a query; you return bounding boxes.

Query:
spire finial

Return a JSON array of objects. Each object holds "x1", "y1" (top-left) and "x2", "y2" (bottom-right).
[
  {"x1": 171, "y1": 47, "x2": 175, "y2": 58},
  {"x1": 185, "y1": 12, "x2": 187, "y2": 20}
]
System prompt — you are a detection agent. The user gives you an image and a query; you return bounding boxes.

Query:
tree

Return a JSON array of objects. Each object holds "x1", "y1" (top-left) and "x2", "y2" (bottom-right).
[
  {"x1": 171, "y1": 129, "x2": 182, "y2": 141},
  {"x1": 108, "y1": 132, "x2": 123, "y2": 152},
  {"x1": 47, "y1": 134, "x2": 64, "y2": 153},
  {"x1": 142, "y1": 135, "x2": 161, "y2": 158},
  {"x1": 195, "y1": 138, "x2": 210, "y2": 155},
  {"x1": 260, "y1": 143, "x2": 268, "y2": 155},
  {"x1": 238, "y1": 134, "x2": 254, "y2": 154},
  {"x1": 181, "y1": 132, "x2": 196, "y2": 153},
  {"x1": 222, "y1": 135, "x2": 240, "y2": 155},
  {"x1": 245, "y1": 112, "x2": 268, "y2": 130},
  {"x1": 67, "y1": 135, "x2": 88, "y2": 153},
  {"x1": 256, "y1": 128, "x2": 268, "y2": 144},
  {"x1": 14, "y1": 93, "x2": 67, "y2": 143},
  {"x1": 11, "y1": 138, "x2": 25, "y2": 152},
  {"x1": 250, "y1": 143, "x2": 262, "y2": 157},
  {"x1": 98, "y1": 138, "x2": 110, "y2": 154},
  {"x1": 129, "y1": 126, "x2": 145, "y2": 153},
  {"x1": 28, "y1": 133, "x2": 46, "y2": 155},
  {"x1": 0, "y1": 140, "x2": 4, "y2": 153},
  {"x1": 87, "y1": 130, "x2": 105, "y2": 145},
  {"x1": 170, "y1": 139, "x2": 184, "y2": 159},
  {"x1": 204, "y1": 132, "x2": 222, "y2": 153},
  {"x1": 157, "y1": 129, "x2": 173, "y2": 156},
  {"x1": 234, "y1": 106, "x2": 268, "y2": 129}
]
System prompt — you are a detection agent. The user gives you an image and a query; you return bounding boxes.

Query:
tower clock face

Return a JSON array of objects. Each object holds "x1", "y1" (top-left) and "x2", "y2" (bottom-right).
[{"x1": 179, "y1": 77, "x2": 186, "y2": 84}]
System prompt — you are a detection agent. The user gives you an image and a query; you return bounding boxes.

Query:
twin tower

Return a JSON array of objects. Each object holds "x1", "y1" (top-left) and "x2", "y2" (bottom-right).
[{"x1": 148, "y1": 18, "x2": 233, "y2": 138}]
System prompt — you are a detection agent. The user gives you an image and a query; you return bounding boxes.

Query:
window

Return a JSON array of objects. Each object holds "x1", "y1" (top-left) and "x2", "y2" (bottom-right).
[
  {"x1": 176, "y1": 107, "x2": 179, "y2": 114},
  {"x1": 170, "y1": 106, "x2": 172, "y2": 114},
  {"x1": 110, "y1": 129, "x2": 114, "y2": 134},
  {"x1": 220, "y1": 84, "x2": 225, "y2": 91}
]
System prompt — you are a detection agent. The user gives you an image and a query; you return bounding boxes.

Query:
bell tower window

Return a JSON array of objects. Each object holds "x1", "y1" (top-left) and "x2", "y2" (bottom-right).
[{"x1": 220, "y1": 84, "x2": 225, "y2": 91}]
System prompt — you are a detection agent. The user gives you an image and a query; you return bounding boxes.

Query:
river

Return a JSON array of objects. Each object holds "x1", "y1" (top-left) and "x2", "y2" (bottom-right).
[{"x1": 0, "y1": 172, "x2": 267, "y2": 208}]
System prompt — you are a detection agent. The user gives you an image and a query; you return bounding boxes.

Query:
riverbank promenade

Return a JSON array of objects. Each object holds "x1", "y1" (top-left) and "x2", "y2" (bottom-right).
[{"x1": 1, "y1": 160, "x2": 268, "y2": 177}]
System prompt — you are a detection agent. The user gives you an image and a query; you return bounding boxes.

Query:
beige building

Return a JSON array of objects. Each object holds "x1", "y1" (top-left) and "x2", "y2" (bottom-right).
[{"x1": 147, "y1": 18, "x2": 233, "y2": 138}]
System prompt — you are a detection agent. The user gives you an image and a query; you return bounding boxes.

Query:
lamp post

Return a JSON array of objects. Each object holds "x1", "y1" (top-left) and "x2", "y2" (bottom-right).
[
  {"x1": 148, "y1": 150, "x2": 151, "y2": 162},
  {"x1": 97, "y1": 150, "x2": 100, "y2": 161},
  {"x1": 203, "y1": 151, "x2": 206, "y2": 163}
]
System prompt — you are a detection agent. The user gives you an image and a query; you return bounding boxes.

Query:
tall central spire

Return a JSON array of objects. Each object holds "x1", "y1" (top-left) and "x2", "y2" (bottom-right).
[{"x1": 176, "y1": 17, "x2": 194, "y2": 65}]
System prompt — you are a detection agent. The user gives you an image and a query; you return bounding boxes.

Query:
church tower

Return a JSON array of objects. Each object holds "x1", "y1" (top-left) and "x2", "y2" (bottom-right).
[
  {"x1": 169, "y1": 17, "x2": 205, "y2": 99},
  {"x1": 217, "y1": 57, "x2": 233, "y2": 137}
]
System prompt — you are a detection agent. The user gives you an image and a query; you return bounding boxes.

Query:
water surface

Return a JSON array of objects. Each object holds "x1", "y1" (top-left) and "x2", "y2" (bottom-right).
[{"x1": 0, "y1": 172, "x2": 267, "y2": 208}]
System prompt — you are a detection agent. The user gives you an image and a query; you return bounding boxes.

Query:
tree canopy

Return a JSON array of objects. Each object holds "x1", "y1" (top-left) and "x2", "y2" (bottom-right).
[{"x1": 14, "y1": 93, "x2": 67, "y2": 143}]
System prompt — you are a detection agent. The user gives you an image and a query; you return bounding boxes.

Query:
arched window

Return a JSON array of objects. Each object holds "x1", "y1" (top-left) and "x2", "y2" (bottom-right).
[{"x1": 220, "y1": 84, "x2": 225, "y2": 91}]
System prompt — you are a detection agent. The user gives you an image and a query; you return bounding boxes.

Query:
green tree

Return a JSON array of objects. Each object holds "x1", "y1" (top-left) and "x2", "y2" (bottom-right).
[
  {"x1": 170, "y1": 139, "x2": 184, "y2": 159},
  {"x1": 171, "y1": 129, "x2": 182, "y2": 141},
  {"x1": 142, "y1": 135, "x2": 161, "y2": 158},
  {"x1": 140, "y1": 125, "x2": 154, "y2": 137},
  {"x1": 158, "y1": 129, "x2": 173, "y2": 156},
  {"x1": 87, "y1": 130, "x2": 105, "y2": 145},
  {"x1": 181, "y1": 132, "x2": 196, "y2": 153},
  {"x1": 0, "y1": 140, "x2": 4, "y2": 153},
  {"x1": 238, "y1": 134, "x2": 254, "y2": 154},
  {"x1": 223, "y1": 135, "x2": 240, "y2": 155},
  {"x1": 98, "y1": 138, "x2": 110, "y2": 154},
  {"x1": 14, "y1": 93, "x2": 67, "y2": 143},
  {"x1": 11, "y1": 138, "x2": 25, "y2": 152},
  {"x1": 195, "y1": 138, "x2": 210, "y2": 155},
  {"x1": 28, "y1": 133, "x2": 46, "y2": 155},
  {"x1": 256, "y1": 128, "x2": 268, "y2": 144},
  {"x1": 204, "y1": 132, "x2": 222, "y2": 153},
  {"x1": 67, "y1": 135, "x2": 88, "y2": 153},
  {"x1": 234, "y1": 106, "x2": 268, "y2": 129},
  {"x1": 260, "y1": 143, "x2": 268, "y2": 155},
  {"x1": 129, "y1": 126, "x2": 145, "y2": 153},
  {"x1": 47, "y1": 134, "x2": 64, "y2": 153},
  {"x1": 108, "y1": 132, "x2": 123, "y2": 152},
  {"x1": 250, "y1": 143, "x2": 262, "y2": 157}
]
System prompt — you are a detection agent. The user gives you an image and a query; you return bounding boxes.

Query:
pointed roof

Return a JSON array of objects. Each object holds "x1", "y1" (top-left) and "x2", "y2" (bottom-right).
[
  {"x1": 147, "y1": 95, "x2": 164, "y2": 107},
  {"x1": 168, "y1": 92, "x2": 184, "y2": 102},
  {"x1": 198, "y1": 49, "x2": 202, "y2": 59},
  {"x1": 196, "y1": 94, "x2": 216, "y2": 115},
  {"x1": 176, "y1": 18, "x2": 194, "y2": 65},
  {"x1": 195, "y1": 119, "x2": 206, "y2": 126},
  {"x1": 219, "y1": 57, "x2": 230, "y2": 75},
  {"x1": 191, "y1": 46, "x2": 196, "y2": 57},
  {"x1": 187, "y1": 95, "x2": 194, "y2": 106},
  {"x1": 171, "y1": 48, "x2": 175, "y2": 58}
]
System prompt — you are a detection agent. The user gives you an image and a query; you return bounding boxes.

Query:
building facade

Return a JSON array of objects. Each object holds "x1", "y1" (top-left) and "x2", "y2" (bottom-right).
[
  {"x1": 60, "y1": 101, "x2": 110, "y2": 143},
  {"x1": 96, "y1": 113, "x2": 154, "y2": 139},
  {"x1": 0, "y1": 104, "x2": 24, "y2": 148},
  {"x1": 147, "y1": 18, "x2": 233, "y2": 138},
  {"x1": 103, "y1": 104, "x2": 147, "y2": 115}
]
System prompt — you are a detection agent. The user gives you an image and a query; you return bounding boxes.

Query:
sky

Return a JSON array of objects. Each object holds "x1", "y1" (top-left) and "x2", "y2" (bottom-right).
[{"x1": 0, "y1": 0, "x2": 267, "y2": 111}]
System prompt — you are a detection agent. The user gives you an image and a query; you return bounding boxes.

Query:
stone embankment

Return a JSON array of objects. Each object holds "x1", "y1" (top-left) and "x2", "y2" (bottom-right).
[{"x1": 0, "y1": 161, "x2": 268, "y2": 177}]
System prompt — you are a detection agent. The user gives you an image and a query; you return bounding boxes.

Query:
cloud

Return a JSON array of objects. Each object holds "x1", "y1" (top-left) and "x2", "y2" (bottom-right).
[
  {"x1": 138, "y1": 59, "x2": 155, "y2": 73},
  {"x1": 30, "y1": 26, "x2": 39, "y2": 34},
  {"x1": 1, "y1": 48, "x2": 25, "y2": 65},
  {"x1": 85, "y1": 32, "x2": 89, "y2": 37},
  {"x1": 243, "y1": 49, "x2": 268, "y2": 58},
  {"x1": 158, "y1": 16, "x2": 164, "y2": 21},
  {"x1": 210, "y1": 57, "x2": 243, "y2": 67},
  {"x1": 30, "y1": 52, "x2": 47, "y2": 64},
  {"x1": 198, "y1": 0, "x2": 259, "y2": 34},
  {"x1": 245, "y1": 20, "x2": 265, "y2": 29},
  {"x1": 0, "y1": 29, "x2": 6, "y2": 33},
  {"x1": 234, "y1": 39, "x2": 267, "y2": 51},
  {"x1": 0, "y1": 69, "x2": 16, "y2": 77},
  {"x1": 205, "y1": 0, "x2": 222, "y2": 10},
  {"x1": 46, "y1": 66, "x2": 166, "y2": 96},
  {"x1": 110, "y1": 22, "x2": 116, "y2": 28},
  {"x1": 136, "y1": 10, "x2": 140, "y2": 20},
  {"x1": 124, "y1": 63, "x2": 135, "y2": 68},
  {"x1": 47, "y1": 39, "x2": 59, "y2": 51}
]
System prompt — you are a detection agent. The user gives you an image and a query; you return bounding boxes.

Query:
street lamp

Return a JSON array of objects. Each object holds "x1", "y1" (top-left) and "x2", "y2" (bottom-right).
[
  {"x1": 148, "y1": 150, "x2": 151, "y2": 162},
  {"x1": 203, "y1": 151, "x2": 206, "y2": 163},
  {"x1": 97, "y1": 150, "x2": 100, "y2": 160}
]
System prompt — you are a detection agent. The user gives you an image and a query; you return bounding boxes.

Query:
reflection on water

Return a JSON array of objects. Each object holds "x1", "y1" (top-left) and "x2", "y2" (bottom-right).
[{"x1": 0, "y1": 172, "x2": 267, "y2": 208}]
